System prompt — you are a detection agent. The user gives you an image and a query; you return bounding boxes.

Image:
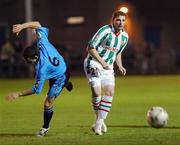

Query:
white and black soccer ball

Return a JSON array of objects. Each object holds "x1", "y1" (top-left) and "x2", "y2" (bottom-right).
[{"x1": 147, "y1": 107, "x2": 168, "y2": 128}]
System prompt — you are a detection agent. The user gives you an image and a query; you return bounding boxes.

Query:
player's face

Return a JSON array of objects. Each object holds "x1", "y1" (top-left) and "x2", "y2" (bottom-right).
[{"x1": 113, "y1": 15, "x2": 126, "y2": 32}]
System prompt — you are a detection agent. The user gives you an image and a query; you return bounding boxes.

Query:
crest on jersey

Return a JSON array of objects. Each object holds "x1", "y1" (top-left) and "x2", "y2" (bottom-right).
[
  {"x1": 35, "y1": 80, "x2": 40, "y2": 88},
  {"x1": 121, "y1": 40, "x2": 126, "y2": 45}
]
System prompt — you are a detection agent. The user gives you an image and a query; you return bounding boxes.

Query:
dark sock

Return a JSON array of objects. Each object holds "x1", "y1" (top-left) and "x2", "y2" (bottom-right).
[{"x1": 43, "y1": 108, "x2": 54, "y2": 129}]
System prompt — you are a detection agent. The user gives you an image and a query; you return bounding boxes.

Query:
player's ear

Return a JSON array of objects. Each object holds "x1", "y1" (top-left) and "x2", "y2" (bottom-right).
[{"x1": 34, "y1": 55, "x2": 39, "y2": 59}]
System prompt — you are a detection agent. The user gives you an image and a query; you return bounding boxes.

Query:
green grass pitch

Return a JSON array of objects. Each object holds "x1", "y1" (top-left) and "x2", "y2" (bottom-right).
[{"x1": 0, "y1": 75, "x2": 180, "y2": 145}]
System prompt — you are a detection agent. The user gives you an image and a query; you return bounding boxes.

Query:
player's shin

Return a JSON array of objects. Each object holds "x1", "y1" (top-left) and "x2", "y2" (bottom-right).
[
  {"x1": 92, "y1": 96, "x2": 112, "y2": 134},
  {"x1": 97, "y1": 96, "x2": 113, "y2": 122},
  {"x1": 43, "y1": 107, "x2": 54, "y2": 129},
  {"x1": 92, "y1": 95, "x2": 101, "y2": 118}
]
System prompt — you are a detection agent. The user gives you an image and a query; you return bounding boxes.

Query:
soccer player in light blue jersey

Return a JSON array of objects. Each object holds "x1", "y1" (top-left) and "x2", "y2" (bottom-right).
[
  {"x1": 84, "y1": 11, "x2": 128, "y2": 135},
  {"x1": 6, "y1": 21, "x2": 73, "y2": 137}
]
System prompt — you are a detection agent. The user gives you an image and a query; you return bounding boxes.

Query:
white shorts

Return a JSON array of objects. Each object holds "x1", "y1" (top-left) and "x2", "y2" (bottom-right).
[{"x1": 84, "y1": 58, "x2": 115, "y2": 87}]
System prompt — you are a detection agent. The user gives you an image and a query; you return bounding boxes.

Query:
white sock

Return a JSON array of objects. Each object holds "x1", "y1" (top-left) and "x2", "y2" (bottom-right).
[
  {"x1": 98, "y1": 96, "x2": 113, "y2": 119},
  {"x1": 92, "y1": 96, "x2": 101, "y2": 118},
  {"x1": 96, "y1": 118, "x2": 104, "y2": 126}
]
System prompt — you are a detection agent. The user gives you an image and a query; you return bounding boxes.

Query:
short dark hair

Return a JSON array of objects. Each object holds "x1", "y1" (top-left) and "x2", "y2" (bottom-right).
[
  {"x1": 112, "y1": 11, "x2": 127, "y2": 20},
  {"x1": 23, "y1": 46, "x2": 39, "y2": 60}
]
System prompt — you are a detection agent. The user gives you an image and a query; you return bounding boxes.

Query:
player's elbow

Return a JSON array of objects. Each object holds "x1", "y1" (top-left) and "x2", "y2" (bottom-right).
[
  {"x1": 34, "y1": 21, "x2": 41, "y2": 27},
  {"x1": 87, "y1": 46, "x2": 95, "y2": 53},
  {"x1": 86, "y1": 46, "x2": 90, "y2": 52}
]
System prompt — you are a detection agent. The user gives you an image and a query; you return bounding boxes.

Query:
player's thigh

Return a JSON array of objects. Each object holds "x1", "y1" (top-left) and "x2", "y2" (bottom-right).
[
  {"x1": 91, "y1": 86, "x2": 102, "y2": 97},
  {"x1": 103, "y1": 85, "x2": 115, "y2": 96},
  {"x1": 84, "y1": 60, "x2": 101, "y2": 87},
  {"x1": 101, "y1": 69, "x2": 115, "y2": 86},
  {"x1": 44, "y1": 96, "x2": 55, "y2": 108},
  {"x1": 101, "y1": 70, "x2": 115, "y2": 96}
]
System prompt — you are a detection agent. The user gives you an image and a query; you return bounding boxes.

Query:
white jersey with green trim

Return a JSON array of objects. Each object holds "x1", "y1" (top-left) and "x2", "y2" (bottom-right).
[{"x1": 86, "y1": 24, "x2": 128, "y2": 70}]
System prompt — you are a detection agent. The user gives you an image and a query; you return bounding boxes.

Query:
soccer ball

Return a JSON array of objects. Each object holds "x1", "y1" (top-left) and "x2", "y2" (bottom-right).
[{"x1": 147, "y1": 107, "x2": 168, "y2": 128}]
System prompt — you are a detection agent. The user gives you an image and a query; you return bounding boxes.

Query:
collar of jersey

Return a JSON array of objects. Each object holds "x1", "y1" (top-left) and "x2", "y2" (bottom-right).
[{"x1": 111, "y1": 24, "x2": 123, "y2": 36}]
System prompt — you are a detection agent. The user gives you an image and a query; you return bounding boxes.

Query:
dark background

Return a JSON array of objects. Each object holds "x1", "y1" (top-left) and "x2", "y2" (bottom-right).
[{"x1": 0, "y1": 0, "x2": 180, "y2": 77}]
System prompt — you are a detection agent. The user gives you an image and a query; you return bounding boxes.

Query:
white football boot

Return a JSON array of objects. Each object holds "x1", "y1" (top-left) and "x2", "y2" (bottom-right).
[
  {"x1": 101, "y1": 122, "x2": 107, "y2": 133},
  {"x1": 37, "y1": 127, "x2": 50, "y2": 137},
  {"x1": 92, "y1": 123, "x2": 102, "y2": 135}
]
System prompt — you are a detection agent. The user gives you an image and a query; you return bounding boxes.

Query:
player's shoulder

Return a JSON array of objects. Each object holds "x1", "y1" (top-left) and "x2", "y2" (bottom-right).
[
  {"x1": 36, "y1": 27, "x2": 49, "y2": 32},
  {"x1": 98, "y1": 25, "x2": 111, "y2": 32},
  {"x1": 36, "y1": 27, "x2": 49, "y2": 39},
  {"x1": 100, "y1": 24, "x2": 111, "y2": 29},
  {"x1": 121, "y1": 30, "x2": 128, "y2": 38}
]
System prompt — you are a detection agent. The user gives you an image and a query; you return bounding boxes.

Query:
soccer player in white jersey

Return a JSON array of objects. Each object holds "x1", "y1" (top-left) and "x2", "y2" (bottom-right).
[{"x1": 84, "y1": 11, "x2": 128, "y2": 135}]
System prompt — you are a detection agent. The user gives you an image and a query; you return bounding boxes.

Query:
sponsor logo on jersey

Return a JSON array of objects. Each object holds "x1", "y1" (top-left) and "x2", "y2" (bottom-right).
[
  {"x1": 121, "y1": 40, "x2": 126, "y2": 46},
  {"x1": 104, "y1": 45, "x2": 119, "y2": 52}
]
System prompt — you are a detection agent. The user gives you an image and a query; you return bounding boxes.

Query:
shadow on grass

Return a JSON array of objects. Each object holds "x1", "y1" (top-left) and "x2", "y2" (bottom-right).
[
  {"x1": 0, "y1": 133, "x2": 36, "y2": 137},
  {"x1": 77, "y1": 125, "x2": 180, "y2": 129},
  {"x1": 107, "y1": 125, "x2": 180, "y2": 129}
]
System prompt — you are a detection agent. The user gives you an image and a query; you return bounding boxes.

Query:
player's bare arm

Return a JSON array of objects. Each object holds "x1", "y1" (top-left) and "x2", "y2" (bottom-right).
[
  {"x1": 87, "y1": 46, "x2": 111, "y2": 70},
  {"x1": 115, "y1": 53, "x2": 126, "y2": 75},
  {"x1": 12, "y1": 21, "x2": 41, "y2": 36},
  {"x1": 6, "y1": 88, "x2": 35, "y2": 101}
]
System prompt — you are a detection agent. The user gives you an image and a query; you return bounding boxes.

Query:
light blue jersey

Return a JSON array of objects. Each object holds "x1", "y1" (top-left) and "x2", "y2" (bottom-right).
[{"x1": 32, "y1": 27, "x2": 67, "y2": 95}]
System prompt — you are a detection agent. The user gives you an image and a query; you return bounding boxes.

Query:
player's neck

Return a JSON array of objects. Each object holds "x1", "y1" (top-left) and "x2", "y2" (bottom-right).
[{"x1": 112, "y1": 24, "x2": 122, "y2": 36}]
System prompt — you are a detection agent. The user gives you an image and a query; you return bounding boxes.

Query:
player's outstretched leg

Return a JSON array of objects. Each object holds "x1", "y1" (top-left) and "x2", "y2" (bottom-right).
[{"x1": 37, "y1": 107, "x2": 53, "y2": 137}]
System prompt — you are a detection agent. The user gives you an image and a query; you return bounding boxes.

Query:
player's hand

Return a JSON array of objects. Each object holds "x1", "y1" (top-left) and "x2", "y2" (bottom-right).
[
  {"x1": 12, "y1": 24, "x2": 23, "y2": 36},
  {"x1": 102, "y1": 62, "x2": 111, "y2": 70},
  {"x1": 119, "y1": 66, "x2": 126, "y2": 75},
  {"x1": 5, "y1": 92, "x2": 20, "y2": 101}
]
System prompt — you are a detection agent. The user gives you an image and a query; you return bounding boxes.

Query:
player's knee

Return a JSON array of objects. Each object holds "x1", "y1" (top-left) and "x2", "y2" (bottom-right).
[
  {"x1": 92, "y1": 92, "x2": 101, "y2": 97},
  {"x1": 44, "y1": 97, "x2": 54, "y2": 108},
  {"x1": 91, "y1": 87, "x2": 101, "y2": 97},
  {"x1": 44, "y1": 105, "x2": 53, "y2": 112},
  {"x1": 104, "y1": 90, "x2": 114, "y2": 96}
]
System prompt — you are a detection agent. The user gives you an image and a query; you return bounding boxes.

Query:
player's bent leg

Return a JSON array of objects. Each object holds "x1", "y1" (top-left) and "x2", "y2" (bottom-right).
[
  {"x1": 64, "y1": 65, "x2": 73, "y2": 92},
  {"x1": 65, "y1": 81, "x2": 73, "y2": 92},
  {"x1": 84, "y1": 62, "x2": 104, "y2": 135}
]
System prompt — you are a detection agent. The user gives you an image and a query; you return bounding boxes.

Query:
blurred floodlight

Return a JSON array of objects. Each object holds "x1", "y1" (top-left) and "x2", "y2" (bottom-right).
[
  {"x1": 67, "y1": 16, "x2": 85, "y2": 24},
  {"x1": 119, "y1": 7, "x2": 128, "y2": 14}
]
